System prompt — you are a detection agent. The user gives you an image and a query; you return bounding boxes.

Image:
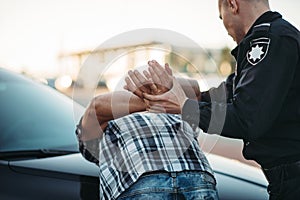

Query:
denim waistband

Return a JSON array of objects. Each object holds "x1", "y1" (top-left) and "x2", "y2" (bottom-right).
[{"x1": 142, "y1": 170, "x2": 216, "y2": 185}]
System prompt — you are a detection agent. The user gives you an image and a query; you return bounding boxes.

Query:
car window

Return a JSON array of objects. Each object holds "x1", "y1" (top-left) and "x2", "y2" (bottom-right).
[{"x1": 0, "y1": 72, "x2": 83, "y2": 152}]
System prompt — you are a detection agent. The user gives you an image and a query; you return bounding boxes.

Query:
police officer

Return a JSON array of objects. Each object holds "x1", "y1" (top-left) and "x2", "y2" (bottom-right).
[{"x1": 127, "y1": 0, "x2": 300, "y2": 199}]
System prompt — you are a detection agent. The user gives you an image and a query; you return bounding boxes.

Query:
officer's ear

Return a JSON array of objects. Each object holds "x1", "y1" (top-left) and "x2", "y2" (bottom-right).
[{"x1": 226, "y1": 0, "x2": 238, "y2": 14}]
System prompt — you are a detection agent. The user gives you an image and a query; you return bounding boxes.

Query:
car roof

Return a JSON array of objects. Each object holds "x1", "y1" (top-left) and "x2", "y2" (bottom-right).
[{"x1": 0, "y1": 68, "x2": 32, "y2": 82}]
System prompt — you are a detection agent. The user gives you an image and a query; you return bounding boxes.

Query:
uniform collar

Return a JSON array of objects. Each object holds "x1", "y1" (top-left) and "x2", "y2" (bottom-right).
[
  {"x1": 231, "y1": 11, "x2": 282, "y2": 57},
  {"x1": 245, "y1": 11, "x2": 282, "y2": 38}
]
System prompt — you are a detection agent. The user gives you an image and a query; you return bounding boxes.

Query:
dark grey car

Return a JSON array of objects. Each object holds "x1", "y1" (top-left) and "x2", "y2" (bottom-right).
[{"x1": 0, "y1": 68, "x2": 268, "y2": 200}]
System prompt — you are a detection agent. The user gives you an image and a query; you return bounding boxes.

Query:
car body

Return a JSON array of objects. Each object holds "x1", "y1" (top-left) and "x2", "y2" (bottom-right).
[{"x1": 0, "y1": 68, "x2": 268, "y2": 200}]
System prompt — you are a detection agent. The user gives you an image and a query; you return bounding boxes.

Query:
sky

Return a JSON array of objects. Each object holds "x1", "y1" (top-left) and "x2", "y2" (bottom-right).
[{"x1": 0, "y1": 0, "x2": 299, "y2": 77}]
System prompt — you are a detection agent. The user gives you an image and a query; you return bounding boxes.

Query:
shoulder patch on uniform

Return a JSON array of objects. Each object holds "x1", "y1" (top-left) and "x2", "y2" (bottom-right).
[{"x1": 247, "y1": 37, "x2": 270, "y2": 66}]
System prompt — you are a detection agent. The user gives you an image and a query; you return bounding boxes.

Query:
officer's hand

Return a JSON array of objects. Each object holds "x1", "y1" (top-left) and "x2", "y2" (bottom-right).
[
  {"x1": 147, "y1": 60, "x2": 173, "y2": 94},
  {"x1": 143, "y1": 77, "x2": 188, "y2": 114},
  {"x1": 124, "y1": 69, "x2": 156, "y2": 99},
  {"x1": 124, "y1": 60, "x2": 173, "y2": 98}
]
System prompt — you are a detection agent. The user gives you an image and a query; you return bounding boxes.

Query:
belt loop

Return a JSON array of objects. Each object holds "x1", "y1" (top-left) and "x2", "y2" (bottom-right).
[{"x1": 170, "y1": 172, "x2": 177, "y2": 178}]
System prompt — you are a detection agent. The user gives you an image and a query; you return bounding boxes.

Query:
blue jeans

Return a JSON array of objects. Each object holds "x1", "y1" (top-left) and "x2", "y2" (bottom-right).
[{"x1": 117, "y1": 170, "x2": 219, "y2": 200}]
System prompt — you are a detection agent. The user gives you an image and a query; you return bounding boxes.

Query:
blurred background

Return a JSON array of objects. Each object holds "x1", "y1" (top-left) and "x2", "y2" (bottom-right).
[
  {"x1": 1, "y1": 0, "x2": 299, "y2": 95},
  {"x1": 1, "y1": 0, "x2": 299, "y2": 167}
]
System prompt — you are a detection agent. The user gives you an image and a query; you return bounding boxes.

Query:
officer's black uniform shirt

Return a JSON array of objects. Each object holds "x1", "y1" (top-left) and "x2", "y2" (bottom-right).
[{"x1": 183, "y1": 11, "x2": 300, "y2": 168}]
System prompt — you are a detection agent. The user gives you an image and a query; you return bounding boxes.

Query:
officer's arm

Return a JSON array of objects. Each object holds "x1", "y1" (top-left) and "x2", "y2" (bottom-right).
[
  {"x1": 201, "y1": 73, "x2": 235, "y2": 102},
  {"x1": 224, "y1": 36, "x2": 298, "y2": 140},
  {"x1": 183, "y1": 36, "x2": 299, "y2": 140},
  {"x1": 176, "y1": 77, "x2": 201, "y2": 101}
]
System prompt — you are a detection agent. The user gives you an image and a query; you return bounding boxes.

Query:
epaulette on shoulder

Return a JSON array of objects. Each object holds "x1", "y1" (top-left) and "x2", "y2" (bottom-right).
[{"x1": 253, "y1": 23, "x2": 271, "y2": 33}]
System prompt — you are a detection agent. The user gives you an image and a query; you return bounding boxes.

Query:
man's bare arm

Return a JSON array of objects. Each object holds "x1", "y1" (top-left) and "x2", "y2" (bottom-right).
[{"x1": 80, "y1": 91, "x2": 147, "y2": 141}]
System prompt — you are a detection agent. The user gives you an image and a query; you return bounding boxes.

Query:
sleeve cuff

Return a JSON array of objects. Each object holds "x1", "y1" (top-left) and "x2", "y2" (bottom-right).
[{"x1": 76, "y1": 116, "x2": 100, "y2": 164}]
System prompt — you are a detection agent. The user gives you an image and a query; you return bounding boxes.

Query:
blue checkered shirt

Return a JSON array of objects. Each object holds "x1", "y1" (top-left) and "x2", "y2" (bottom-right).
[{"x1": 78, "y1": 112, "x2": 214, "y2": 200}]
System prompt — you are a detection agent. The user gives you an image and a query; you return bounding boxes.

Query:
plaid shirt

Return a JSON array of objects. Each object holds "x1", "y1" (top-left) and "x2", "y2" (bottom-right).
[{"x1": 78, "y1": 112, "x2": 214, "y2": 200}]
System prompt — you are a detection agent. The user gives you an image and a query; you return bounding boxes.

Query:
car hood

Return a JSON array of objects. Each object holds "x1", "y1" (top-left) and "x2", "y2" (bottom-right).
[
  {"x1": 9, "y1": 153, "x2": 99, "y2": 177},
  {"x1": 206, "y1": 154, "x2": 268, "y2": 186}
]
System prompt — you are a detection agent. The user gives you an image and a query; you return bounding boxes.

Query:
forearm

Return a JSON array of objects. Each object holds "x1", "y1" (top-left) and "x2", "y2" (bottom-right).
[
  {"x1": 94, "y1": 91, "x2": 147, "y2": 124},
  {"x1": 81, "y1": 91, "x2": 147, "y2": 141}
]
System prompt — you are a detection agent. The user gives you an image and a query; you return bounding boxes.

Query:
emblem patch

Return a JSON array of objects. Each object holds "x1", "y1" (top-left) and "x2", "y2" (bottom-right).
[{"x1": 247, "y1": 37, "x2": 270, "y2": 66}]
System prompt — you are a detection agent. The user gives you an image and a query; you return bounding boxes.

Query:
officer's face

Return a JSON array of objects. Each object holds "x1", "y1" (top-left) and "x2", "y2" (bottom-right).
[{"x1": 218, "y1": 0, "x2": 244, "y2": 44}]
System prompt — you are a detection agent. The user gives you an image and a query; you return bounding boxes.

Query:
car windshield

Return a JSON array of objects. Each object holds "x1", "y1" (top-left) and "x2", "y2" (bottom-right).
[{"x1": 0, "y1": 69, "x2": 84, "y2": 153}]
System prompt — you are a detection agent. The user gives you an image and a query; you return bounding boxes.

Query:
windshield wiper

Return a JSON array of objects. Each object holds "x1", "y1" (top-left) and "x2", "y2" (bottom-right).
[{"x1": 0, "y1": 149, "x2": 79, "y2": 160}]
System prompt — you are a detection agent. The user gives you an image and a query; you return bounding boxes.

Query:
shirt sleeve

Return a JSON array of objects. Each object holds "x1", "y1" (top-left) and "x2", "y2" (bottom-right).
[
  {"x1": 183, "y1": 36, "x2": 299, "y2": 140},
  {"x1": 76, "y1": 117, "x2": 100, "y2": 165},
  {"x1": 78, "y1": 137, "x2": 100, "y2": 165}
]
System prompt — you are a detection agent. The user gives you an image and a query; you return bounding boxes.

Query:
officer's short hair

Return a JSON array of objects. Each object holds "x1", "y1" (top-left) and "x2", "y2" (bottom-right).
[
  {"x1": 221, "y1": 0, "x2": 269, "y2": 2},
  {"x1": 221, "y1": 0, "x2": 269, "y2": 6}
]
